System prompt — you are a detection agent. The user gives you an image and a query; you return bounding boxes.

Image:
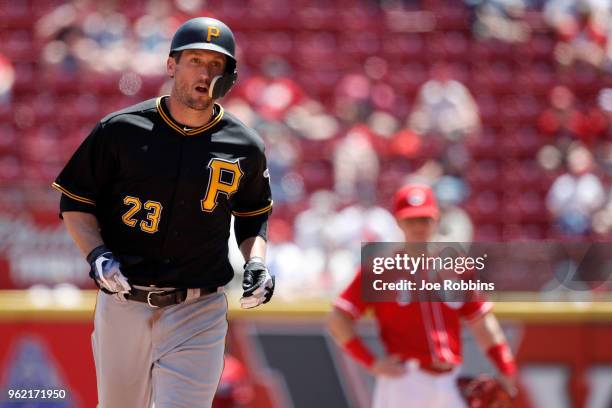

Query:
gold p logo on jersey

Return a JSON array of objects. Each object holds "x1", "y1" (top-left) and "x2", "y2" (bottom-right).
[
  {"x1": 207, "y1": 26, "x2": 221, "y2": 42},
  {"x1": 201, "y1": 158, "x2": 243, "y2": 212}
]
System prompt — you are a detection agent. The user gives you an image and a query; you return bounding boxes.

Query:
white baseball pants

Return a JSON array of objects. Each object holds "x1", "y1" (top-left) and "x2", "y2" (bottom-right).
[
  {"x1": 372, "y1": 361, "x2": 467, "y2": 408},
  {"x1": 92, "y1": 290, "x2": 228, "y2": 408}
]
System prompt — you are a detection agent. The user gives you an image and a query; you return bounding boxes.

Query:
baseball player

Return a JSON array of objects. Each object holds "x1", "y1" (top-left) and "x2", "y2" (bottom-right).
[
  {"x1": 327, "y1": 184, "x2": 517, "y2": 408},
  {"x1": 53, "y1": 17, "x2": 274, "y2": 408}
]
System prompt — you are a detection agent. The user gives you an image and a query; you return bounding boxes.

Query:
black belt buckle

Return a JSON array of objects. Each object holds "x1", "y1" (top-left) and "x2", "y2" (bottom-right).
[{"x1": 146, "y1": 290, "x2": 167, "y2": 308}]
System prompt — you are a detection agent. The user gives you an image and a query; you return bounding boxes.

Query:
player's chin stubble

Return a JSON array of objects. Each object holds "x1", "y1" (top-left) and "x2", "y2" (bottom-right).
[{"x1": 175, "y1": 82, "x2": 212, "y2": 111}]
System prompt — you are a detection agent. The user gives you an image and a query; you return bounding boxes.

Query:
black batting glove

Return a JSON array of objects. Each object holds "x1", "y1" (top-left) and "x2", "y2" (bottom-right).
[{"x1": 240, "y1": 257, "x2": 274, "y2": 309}]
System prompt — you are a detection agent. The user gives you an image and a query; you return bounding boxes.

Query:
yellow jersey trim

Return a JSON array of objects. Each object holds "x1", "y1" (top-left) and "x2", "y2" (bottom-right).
[
  {"x1": 232, "y1": 201, "x2": 273, "y2": 217},
  {"x1": 51, "y1": 182, "x2": 96, "y2": 206},
  {"x1": 156, "y1": 96, "x2": 224, "y2": 136}
]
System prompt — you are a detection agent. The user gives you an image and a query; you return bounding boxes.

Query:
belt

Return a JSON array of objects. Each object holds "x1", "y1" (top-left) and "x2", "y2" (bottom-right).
[
  {"x1": 127, "y1": 286, "x2": 218, "y2": 308},
  {"x1": 406, "y1": 359, "x2": 455, "y2": 375},
  {"x1": 420, "y1": 364, "x2": 454, "y2": 375}
]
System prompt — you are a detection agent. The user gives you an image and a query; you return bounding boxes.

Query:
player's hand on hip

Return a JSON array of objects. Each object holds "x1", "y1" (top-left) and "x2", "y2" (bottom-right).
[
  {"x1": 87, "y1": 245, "x2": 131, "y2": 296},
  {"x1": 240, "y1": 257, "x2": 274, "y2": 309},
  {"x1": 371, "y1": 355, "x2": 407, "y2": 377}
]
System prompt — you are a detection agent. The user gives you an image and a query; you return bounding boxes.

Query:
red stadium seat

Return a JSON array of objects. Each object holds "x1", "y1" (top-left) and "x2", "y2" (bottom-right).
[
  {"x1": 464, "y1": 190, "x2": 501, "y2": 225},
  {"x1": 0, "y1": 0, "x2": 32, "y2": 29},
  {"x1": 339, "y1": 31, "x2": 381, "y2": 62},
  {"x1": 434, "y1": 6, "x2": 470, "y2": 31},
  {"x1": 338, "y1": 7, "x2": 381, "y2": 31},
  {"x1": 297, "y1": 5, "x2": 338, "y2": 30},
  {"x1": 387, "y1": 62, "x2": 428, "y2": 96},
  {"x1": 0, "y1": 124, "x2": 17, "y2": 154},
  {"x1": 473, "y1": 93, "x2": 499, "y2": 125},
  {"x1": 503, "y1": 221, "x2": 547, "y2": 240},
  {"x1": 529, "y1": 62, "x2": 556, "y2": 95},
  {"x1": 473, "y1": 223, "x2": 501, "y2": 241},
  {"x1": 381, "y1": 34, "x2": 424, "y2": 63},
  {"x1": 529, "y1": 34, "x2": 555, "y2": 60},
  {"x1": 442, "y1": 31, "x2": 469, "y2": 61},
  {"x1": 295, "y1": 32, "x2": 338, "y2": 69},
  {"x1": 466, "y1": 127, "x2": 498, "y2": 159},
  {"x1": 12, "y1": 63, "x2": 36, "y2": 93},
  {"x1": 298, "y1": 159, "x2": 334, "y2": 192},
  {"x1": 0, "y1": 155, "x2": 22, "y2": 186},
  {"x1": 466, "y1": 160, "x2": 501, "y2": 190}
]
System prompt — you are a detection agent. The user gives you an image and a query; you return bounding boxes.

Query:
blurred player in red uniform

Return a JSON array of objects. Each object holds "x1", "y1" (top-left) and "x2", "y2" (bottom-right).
[{"x1": 327, "y1": 183, "x2": 517, "y2": 408}]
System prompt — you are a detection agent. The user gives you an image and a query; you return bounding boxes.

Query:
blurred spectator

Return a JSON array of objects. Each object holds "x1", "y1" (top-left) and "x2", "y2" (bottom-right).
[
  {"x1": 294, "y1": 190, "x2": 339, "y2": 251},
  {"x1": 131, "y1": 0, "x2": 177, "y2": 75},
  {"x1": 334, "y1": 73, "x2": 374, "y2": 124},
  {"x1": 389, "y1": 127, "x2": 423, "y2": 159},
  {"x1": 285, "y1": 99, "x2": 339, "y2": 141},
  {"x1": 544, "y1": 0, "x2": 610, "y2": 68},
  {"x1": 258, "y1": 122, "x2": 303, "y2": 204},
  {"x1": 605, "y1": 23, "x2": 612, "y2": 72},
  {"x1": 333, "y1": 125, "x2": 380, "y2": 199},
  {"x1": 433, "y1": 176, "x2": 474, "y2": 242},
  {"x1": 39, "y1": 24, "x2": 88, "y2": 73},
  {"x1": 274, "y1": 190, "x2": 342, "y2": 294},
  {"x1": 537, "y1": 85, "x2": 596, "y2": 148},
  {"x1": 36, "y1": 1, "x2": 91, "y2": 73},
  {"x1": 224, "y1": 97, "x2": 259, "y2": 128},
  {"x1": 538, "y1": 86, "x2": 578, "y2": 135},
  {"x1": 546, "y1": 142, "x2": 606, "y2": 235},
  {"x1": 38, "y1": 1, "x2": 132, "y2": 74},
  {"x1": 435, "y1": 204, "x2": 475, "y2": 242},
  {"x1": 324, "y1": 188, "x2": 403, "y2": 290},
  {"x1": 327, "y1": 189, "x2": 403, "y2": 254},
  {"x1": 591, "y1": 190, "x2": 612, "y2": 236},
  {"x1": 0, "y1": 54, "x2": 15, "y2": 104},
  {"x1": 596, "y1": 88, "x2": 612, "y2": 172},
  {"x1": 367, "y1": 110, "x2": 400, "y2": 141},
  {"x1": 471, "y1": 0, "x2": 532, "y2": 43},
  {"x1": 408, "y1": 62, "x2": 481, "y2": 142},
  {"x1": 240, "y1": 56, "x2": 304, "y2": 121},
  {"x1": 81, "y1": 2, "x2": 131, "y2": 72},
  {"x1": 537, "y1": 144, "x2": 564, "y2": 173},
  {"x1": 267, "y1": 238, "x2": 327, "y2": 297},
  {"x1": 174, "y1": 0, "x2": 208, "y2": 15},
  {"x1": 36, "y1": 1, "x2": 133, "y2": 74}
]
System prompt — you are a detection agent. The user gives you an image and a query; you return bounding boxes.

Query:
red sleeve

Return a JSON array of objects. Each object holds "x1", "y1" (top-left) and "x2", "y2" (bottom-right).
[
  {"x1": 458, "y1": 300, "x2": 493, "y2": 321},
  {"x1": 332, "y1": 269, "x2": 368, "y2": 320}
]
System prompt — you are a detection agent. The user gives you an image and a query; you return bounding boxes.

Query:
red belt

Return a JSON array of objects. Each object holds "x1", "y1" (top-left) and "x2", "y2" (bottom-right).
[
  {"x1": 405, "y1": 358, "x2": 455, "y2": 375},
  {"x1": 420, "y1": 363, "x2": 455, "y2": 375}
]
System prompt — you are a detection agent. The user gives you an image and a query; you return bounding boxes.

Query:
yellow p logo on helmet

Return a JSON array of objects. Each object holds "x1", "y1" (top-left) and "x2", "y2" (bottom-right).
[{"x1": 207, "y1": 26, "x2": 221, "y2": 42}]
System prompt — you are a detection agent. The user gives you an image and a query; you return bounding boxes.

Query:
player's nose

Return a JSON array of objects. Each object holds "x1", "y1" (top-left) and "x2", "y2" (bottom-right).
[{"x1": 195, "y1": 66, "x2": 213, "y2": 83}]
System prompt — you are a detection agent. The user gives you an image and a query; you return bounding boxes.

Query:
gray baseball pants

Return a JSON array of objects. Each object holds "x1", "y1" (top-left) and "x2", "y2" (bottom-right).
[{"x1": 92, "y1": 290, "x2": 228, "y2": 408}]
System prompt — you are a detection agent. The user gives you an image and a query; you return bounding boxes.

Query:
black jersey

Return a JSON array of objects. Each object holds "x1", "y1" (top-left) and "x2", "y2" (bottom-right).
[{"x1": 53, "y1": 96, "x2": 273, "y2": 288}]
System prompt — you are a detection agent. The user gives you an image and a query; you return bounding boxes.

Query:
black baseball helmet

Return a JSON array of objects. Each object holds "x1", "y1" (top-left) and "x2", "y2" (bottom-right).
[{"x1": 170, "y1": 17, "x2": 237, "y2": 99}]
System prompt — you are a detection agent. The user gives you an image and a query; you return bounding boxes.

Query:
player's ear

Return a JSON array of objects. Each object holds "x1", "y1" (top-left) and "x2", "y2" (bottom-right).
[{"x1": 167, "y1": 56, "x2": 176, "y2": 79}]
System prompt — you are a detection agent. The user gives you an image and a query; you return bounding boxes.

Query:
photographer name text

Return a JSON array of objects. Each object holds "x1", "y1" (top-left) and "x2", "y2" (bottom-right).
[{"x1": 372, "y1": 279, "x2": 495, "y2": 291}]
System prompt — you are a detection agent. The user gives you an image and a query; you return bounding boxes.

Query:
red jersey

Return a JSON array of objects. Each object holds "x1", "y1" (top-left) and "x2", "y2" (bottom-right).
[{"x1": 333, "y1": 269, "x2": 492, "y2": 367}]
